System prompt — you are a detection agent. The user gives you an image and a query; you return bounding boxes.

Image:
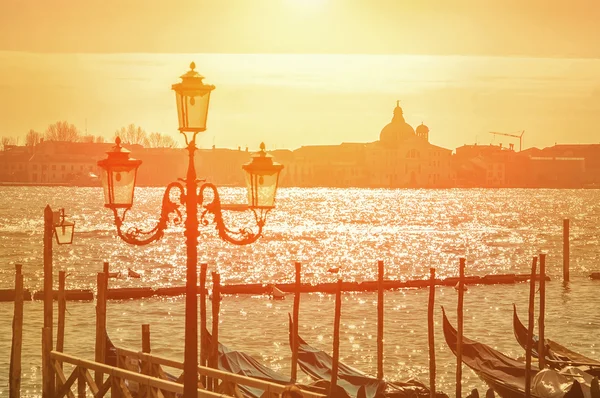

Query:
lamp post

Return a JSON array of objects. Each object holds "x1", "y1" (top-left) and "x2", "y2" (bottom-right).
[
  {"x1": 42, "y1": 206, "x2": 75, "y2": 398},
  {"x1": 98, "y1": 62, "x2": 284, "y2": 398}
]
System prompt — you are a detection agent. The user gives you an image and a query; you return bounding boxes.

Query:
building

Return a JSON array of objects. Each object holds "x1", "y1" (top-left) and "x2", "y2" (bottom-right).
[{"x1": 284, "y1": 102, "x2": 455, "y2": 188}]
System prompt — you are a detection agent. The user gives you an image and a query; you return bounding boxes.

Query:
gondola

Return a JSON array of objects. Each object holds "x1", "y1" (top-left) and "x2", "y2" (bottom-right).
[
  {"x1": 442, "y1": 308, "x2": 540, "y2": 398},
  {"x1": 442, "y1": 308, "x2": 595, "y2": 398},
  {"x1": 289, "y1": 315, "x2": 448, "y2": 398},
  {"x1": 512, "y1": 305, "x2": 600, "y2": 373}
]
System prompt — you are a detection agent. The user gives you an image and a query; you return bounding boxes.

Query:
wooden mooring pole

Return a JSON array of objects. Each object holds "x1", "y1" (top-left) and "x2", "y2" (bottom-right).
[
  {"x1": 210, "y1": 272, "x2": 221, "y2": 392},
  {"x1": 456, "y1": 258, "x2": 465, "y2": 398},
  {"x1": 43, "y1": 205, "x2": 54, "y2": 397},
  {"x1": 563, "y1": 219, "x2": 570, "y2": 283},
  {"x1": 42, "y1": 326, "x2": 53, "y2": 398},
  {"x1": 377, "y1": 260, "x2": 384, "y2": 380},
  {"x1": 140, "y1": 323, "x2": 151, "y2": 397},
  {"x1": 538, "y1": 253, "x2": 546, "y2": 370},
  {"x1": 525, "y1": 256, "x2": 538, "y2": 398},
  {"x1": 10, "y1": 264, "x2": 24, "y2": 398},
  {"x1": 200, "y1": 262, "x2": 208, "y2": 388},
  {"x1": 291, "y1": 261, "x2": 301, "y2": 383},
  {"x1": 57, "y1": 271, "x2": 66, "y2": 354},
  {"x1": 95, "y1": 272, "x2": 107, "y2": 387},
  {"x1": 330, "y1": 279, "x2": 342, "y2": 398},
  {"x1": 428, "y1": 268, "x2": 436, "y2": 398}
]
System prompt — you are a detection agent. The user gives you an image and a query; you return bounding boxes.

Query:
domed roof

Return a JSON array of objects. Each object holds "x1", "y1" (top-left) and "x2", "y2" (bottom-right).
[
  {"x1": 379, "y1": 101, "x2": 415, "y2": 147},
  {"x1": 416, "y1": 122, "x2": 429, "y2": 134}
]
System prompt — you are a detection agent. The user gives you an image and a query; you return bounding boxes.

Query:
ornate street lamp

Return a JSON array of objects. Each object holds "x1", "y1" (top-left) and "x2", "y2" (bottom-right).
[
  {"x1": 98, "y1": 62, "x2": 283, "y2": 397},
  {"x1": 53, "y1": 208, "x2": 75, "y2": 245}
]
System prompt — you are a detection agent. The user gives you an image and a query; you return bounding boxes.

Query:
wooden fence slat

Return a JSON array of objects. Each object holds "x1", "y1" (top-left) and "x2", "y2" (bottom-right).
[
  {"x1": 53, "y1": 364, "x2": 78, "y2": 398},
  {"x1": 119, "y1": 379, "x2": 135, "y2": 398},
  {"x1": 83, "y1": 368, "x2": 100, "y2": 395},
  {"x1": 78, "y1": 367, "x2": 87, "y2": 398},
  {"x1": 95, "y1": 375, "x2": 112, "y2": 398}
]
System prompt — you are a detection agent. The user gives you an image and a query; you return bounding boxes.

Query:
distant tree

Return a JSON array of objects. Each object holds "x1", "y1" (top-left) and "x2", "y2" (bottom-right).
[
  {"x1": 147, "y1": 132, "x2": 178, "y2": 148},
  {"x1": 45, "y1": 121, "x2": 80, "y2": 142},
  {"x1": 1, "y1": 136, "x2": 17, "y2": 150},
  {"x1": 95, "y1": 135, "x2": 105, "y2": 143},
  {"x1": 25, "y1": 129, "x2": 42, "y2": 147},
  {"x1": 114, "y1": 124, "x2": 148, "y2": 146},
  {"x1": 81, "y1": 135, "x2": 95, "y2": 143}
]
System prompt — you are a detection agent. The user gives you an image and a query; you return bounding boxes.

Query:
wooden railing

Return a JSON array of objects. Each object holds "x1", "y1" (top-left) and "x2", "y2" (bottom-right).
[
  {"x1": 115, "y1": 347, "x2": 327, "y2": 398},
  {"x1": 49, "y1": 351, "x2": 233, "y2": 398}
]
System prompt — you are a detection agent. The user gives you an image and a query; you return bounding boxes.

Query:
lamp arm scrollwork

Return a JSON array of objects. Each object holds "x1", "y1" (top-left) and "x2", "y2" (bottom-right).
[
  {"x1": 199, "y1": 182, "x2": 265, "y2": 246},
  {"x1": 113, "y1": 182, "x2": 185, "y2": 246}
]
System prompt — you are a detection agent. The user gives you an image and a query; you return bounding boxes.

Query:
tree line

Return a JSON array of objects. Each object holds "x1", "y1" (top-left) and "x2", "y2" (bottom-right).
[{"x1": 1, "y1": 121, "x2": 179, "y2": 150}]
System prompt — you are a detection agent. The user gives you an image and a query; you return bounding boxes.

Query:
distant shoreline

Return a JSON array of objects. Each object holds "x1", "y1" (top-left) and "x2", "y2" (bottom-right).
[{"x1": 0, "y1": 182, "x2": 598, "y2": 189}]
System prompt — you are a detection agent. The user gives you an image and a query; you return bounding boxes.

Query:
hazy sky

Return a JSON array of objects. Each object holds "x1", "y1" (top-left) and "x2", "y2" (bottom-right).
[
  {"x1": 2, "y1": 0, "x2": 600, "y2": 57},
  {"x1": 1, "y1": 1, "x2": 599, "y2": 150}
]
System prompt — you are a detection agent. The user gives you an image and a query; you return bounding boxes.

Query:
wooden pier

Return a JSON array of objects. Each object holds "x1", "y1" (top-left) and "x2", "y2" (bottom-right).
[{"x1": 0, "y1": 271, "x2": 551, "y2": 303}]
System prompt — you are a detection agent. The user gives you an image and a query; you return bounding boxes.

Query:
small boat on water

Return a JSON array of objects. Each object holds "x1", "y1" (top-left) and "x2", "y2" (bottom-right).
[
  {"x1": 512, "y1": 305, "x2": 600, "y2": 373},
  {"x1": 442, "y1": 307, "x2": 538, "y2": 398},
  {"x1": 289, "y1": 314, "x2": 447, "y2": 398},
  {"x1": 442, "y1": 308, "x2": 595, "y2": 398},
  {"x1": 270, "y1": 285, "x2": 286, "y2": 300},
  {"x1": 127, "y1": 268, "x2": 141, "y2": 278}
]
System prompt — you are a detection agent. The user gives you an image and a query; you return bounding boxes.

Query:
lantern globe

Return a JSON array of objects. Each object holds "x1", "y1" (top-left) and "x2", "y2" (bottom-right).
[
  {"x1": 242, "y1": 143, "x2": 284, "y2": 209},
  {"x1": 54, "y1": 221, "x2": 75, "y2": 245},
  {"x1": 97, "y1": 137, "x2": 142, "y2": 210},
  {"x1": 172, "y1": 62, "x2": 216, "y2": 134}
]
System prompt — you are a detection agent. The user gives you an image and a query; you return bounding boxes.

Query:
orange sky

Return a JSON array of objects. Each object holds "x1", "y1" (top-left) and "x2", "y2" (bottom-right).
[
  {"x1": 1, "y1": 1, "x2": 599, "y2": 150},
  {"x1": 1, "y1": 0, "x2": 600, "y2": 57}
]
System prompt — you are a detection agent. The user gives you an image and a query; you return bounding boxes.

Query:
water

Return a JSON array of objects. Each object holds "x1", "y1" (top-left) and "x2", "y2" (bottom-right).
[{"x1": 1, "y1": 187, "x2": 600, "y2": 396}]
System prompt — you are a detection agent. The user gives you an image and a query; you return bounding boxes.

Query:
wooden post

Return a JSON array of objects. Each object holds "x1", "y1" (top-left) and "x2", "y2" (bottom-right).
[
  {"x1": 525, "y1": 257, "x2": 538, "y2": 398},
  {"x1": 377, "y1": 260, "x2": 384, "y2": 380},
  {"x1": 10, "y1": 264, "x2": 24, "y2": 398},
  {"x1": 563, "y1": 219, "x2": 570, "y2": 283},
  {"x1": 42, "y1": 327, "x2": 53, "y2": 398},
  {"x1": 456, "y1": 258, "x2": 465, "y2": 398},
  {"x1": 291, "y1": 261, "x2": 301, "y2": 383},
  {"x1": 200, "y1": 263, "x2": 208, "y2": 388},
  {"x1": 57, "y1": 271, "x2": 66, "y2": 353},
  {"x1": 103, "y1": 261, "x2": 110, "y2": 289},
  {"x1": 428, "y1": 268, "x2": 436, "y2": 398},
  {"x1": 210, "y1": 272, "x2": 221, "y2": 391},
  {"x1": 538, "y1": 253, "x2": 546, "y2": 370},
  {"x1": 140, "y1": 324, "x2": 151, "y2": 397},
  {"x1": 78, "y1": 367, "x2": 87, "y2": 397},
  {"x1": 43, "y1": 205, "x2": 55, "y2": 397},
  {"x1": 95, "y1": 272, "x2": 107, "y2": 387},
  {"x1": 142, "y1": 323, "x2": 151, "y2": 353},
  {"x1": 330, "y1": 279, "x2": 342, "y2": 398}
]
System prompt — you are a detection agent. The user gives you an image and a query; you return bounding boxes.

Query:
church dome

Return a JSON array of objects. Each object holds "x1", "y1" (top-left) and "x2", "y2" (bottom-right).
[
  {"x1": 379, "y1": 101, "x2": 416, "y2": 147},
  {"x1": 416, "y1": 123, "x2": 429, "y2": 135}
]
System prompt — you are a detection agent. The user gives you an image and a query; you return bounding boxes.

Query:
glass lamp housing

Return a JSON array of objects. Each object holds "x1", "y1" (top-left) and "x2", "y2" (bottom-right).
[
  {"x1": 242, "y1": 143, "x2": 284, "y2": 209},
  {"x1": 97, "y1": 137, "x2": 142, "y2": 209},
  {"x1": 172, "y1": 62, "x2": 216, "y2": 133},
  {"x1": 54, "y1": 221, "x2": 75, "y2": 245}
]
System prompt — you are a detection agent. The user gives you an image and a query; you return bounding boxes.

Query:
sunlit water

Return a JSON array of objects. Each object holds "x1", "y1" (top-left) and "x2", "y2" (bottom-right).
[{"x1": 1, "y1": 187, "x2": 600, "y2": 397}]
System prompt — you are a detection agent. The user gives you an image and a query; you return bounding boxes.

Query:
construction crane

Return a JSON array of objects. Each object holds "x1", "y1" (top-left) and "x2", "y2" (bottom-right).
[{"x1": 489, "y1": 130, "x2": 525, "y2": 151}]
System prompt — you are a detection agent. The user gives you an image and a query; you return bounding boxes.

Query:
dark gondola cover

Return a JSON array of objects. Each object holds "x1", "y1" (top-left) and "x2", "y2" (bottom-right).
[
  {"x1": 205, "y1": 331, "x2": 292, "y2": 398},
  {"x1": 513, "y1": 305, "x2": 600, "y2": 368},
  {"x1": 442, "y1": 307, "x2": 539, "y2": 398},
  {"x1": 289, "y1": 314, "x2": 447, "y2": 398}
]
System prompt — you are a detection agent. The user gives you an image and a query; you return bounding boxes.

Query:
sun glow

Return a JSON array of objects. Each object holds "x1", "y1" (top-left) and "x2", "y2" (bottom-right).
[{"x1": 285, "y1": 0, "x2": 327, "y2": 11}]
